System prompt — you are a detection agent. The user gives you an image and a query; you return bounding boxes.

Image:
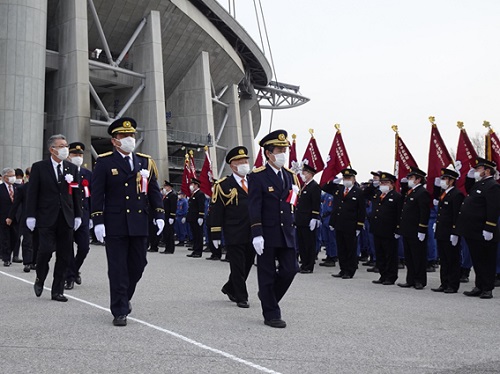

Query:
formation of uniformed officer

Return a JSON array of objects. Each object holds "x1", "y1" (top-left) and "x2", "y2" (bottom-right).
[
  {"x1": 91, "y1": 117, "x2": 165, "y2": 326},
  {"x1": 396, "y1": 167, "x2": 431, "y2": 290},
  {"x1": 457, "y1": 157, "x2": 500, "y2": 299},
  {"x1": 321, "y1": 168, "x2": 366, "y2": 279},
  {"x1": 65, "y1": 142, "x2": 92, "y2": 290},
  {"x1": 318, "y1": 192, "x2": 337, "y2": 267},
  {"x1": 431, "y1": 168, "x2": 464, "y2": 293},
  {"x1": 160, "y1": 180, "x2": 177, "y2": 254},
  {"x1": 296, "y1": 163, "x2": 322, "y2": 273},
  {"x1": 365, "y1": 172, "x2": 402, "y2": 285},
  {"x1": 210, "y1": 146, "x2": 255, "y2": 308},
  {"x1": 186, "y1": 178, "x2": 205, "y2": 258},
  {"x1": 248, "y1": 129, "x2": 300, "y2": 328}
]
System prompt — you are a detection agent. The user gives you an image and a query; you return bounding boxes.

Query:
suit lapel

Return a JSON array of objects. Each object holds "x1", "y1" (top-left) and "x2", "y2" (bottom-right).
[
  {"x1": 113, "y1": 150, "x2": 132, "y2": 175},
  {"x1": 45, "y1": 158, "x2": 59, "y2": 186}
]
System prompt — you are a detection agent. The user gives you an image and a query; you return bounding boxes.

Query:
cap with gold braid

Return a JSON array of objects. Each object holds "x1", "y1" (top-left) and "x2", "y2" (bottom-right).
[
  {"x1": 107, "y1": 117, "x2": 137, "y2": 136},
  {"x1": 259, "y1": 129, "x2": 290, "y2": 148},
  {"x1": 69, "y1": 142, "x2": 85, "y2": 154},
  {"x1": 440, "y1": 168, "x2": 459, "y2": 179},
  {"x1": 474, "y1": 157, "x2": 497, "y2": 170},
  {"x1": 225, "y1": 146, "x2": 249, "y2": 164},
  {"x1": 379, "y1": 172, "x2": 397, "y2": 182},
  {"x1": 341, "y1": 168, "x2": 357, "y2": 177}
]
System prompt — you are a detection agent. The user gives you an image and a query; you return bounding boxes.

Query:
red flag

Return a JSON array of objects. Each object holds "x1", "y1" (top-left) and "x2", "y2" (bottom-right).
[
  {"x1": 393, "y1": 128, "x2": 418, "y2": 192},
  {"x1": 181, "y1": 151, "x2": 197, "y2": 196},
  {"x1": 302, "y1": 130, "x2": 325, "y2": 174},
  {"x1": 320, "y1": 126, "x2": 351, "y2": 185},
  {"x1": 199, "y1": 147, "x2": 214, "y2": 197},
  {"x1": 426, "y1": 122, "x2": 454, "y2": 195},
  {"x1": 455, "y1": 123, "x2": 478, "y2": 194},
  {"x1": 289, "y1": 134, "x2": 298, "y2": 168},
  {"x1": 253, "y1": 147, "x2": 263, "y2": 168}
]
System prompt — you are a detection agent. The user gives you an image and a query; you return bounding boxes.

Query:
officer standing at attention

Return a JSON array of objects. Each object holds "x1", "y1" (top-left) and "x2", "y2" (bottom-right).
[
  {"x1": 322, "y1": 168, "x2": 366, "y2": 279},
  {"x1": 65, "y1": 142, "x2": 92, "y2": 290},
  {"x1": 91, "y1": 118, "x2": 165, "y2": 326},
  {"x1": 160, "y1": 181, "x2": 177, "y2": 254},
  {"x1": 248, "y1": 130, "x2": 300, "y2": 328},
  {"x1": 186, "y1": 178, "x2": 205, "y2": 258},
  {"x1": 296, "y1": 163, "x2": 322, "y2": 274},
  {"x1": 211, "y1": 146, "x2": 255, "y2": 308},
  {"x1": 396, "y1": 167, "x2": 431, "y2": 290},
  {"x1": 431, "y1": 168, "x2": 464, "y2": 294},
  {"x1": 457, "y1": 158, "x2": 500, "y2": 299}
]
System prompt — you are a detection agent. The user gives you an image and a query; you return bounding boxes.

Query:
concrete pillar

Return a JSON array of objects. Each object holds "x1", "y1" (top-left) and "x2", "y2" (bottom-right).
[
  {"x1": 0, "y1": 0, "x2": 47, "y2": 169},
  {"x1": 45, "y1": 0, "x2": 91, "y2": 166},
  {"x1": 130, "y1": 11, "x2": 168, "y2": 180},
  {"x1": 241, "y1": 109, "x2": 256, "y2": 164},
  {"x1": 217, "y1": 84, "x2": 242, "y2": 176}
]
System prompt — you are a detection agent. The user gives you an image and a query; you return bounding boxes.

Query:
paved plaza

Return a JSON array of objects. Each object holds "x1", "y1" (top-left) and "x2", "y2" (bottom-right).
[{"x1": 1, "y1": 244, "x2": 499, "y2": 374}]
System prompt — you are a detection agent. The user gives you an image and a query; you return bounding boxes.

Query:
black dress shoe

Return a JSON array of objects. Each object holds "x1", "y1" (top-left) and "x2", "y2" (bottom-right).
[
  {"x1": 367, "y1": 267, "x2": 379, "y2": 273},
  {"x1": 160, "y1": 251, "x2": 174, "y2": 254},
  {"x1": 342, "y1": 274, "x2": 353, "y2": 279},
  {"x1": 34, "y1": 279, "x2": 43, "y2": 297},
  {"x1": 221, "y1": 287, "x2": 237, "y2": 302},
  {"x1": 175, "y1": 241, "x2": 185, "y2": 246},
  {"x1": 75, "y1": 272, "x2": 82, "y2": 285},
  {"x1": 51, "y1": 294, "x2": 68, "y2": 302},
  {"x1": 220, "y1": 257, "x2": 230, "y2": 262},
  {"x1": 414, "y1": 283, "x2": 424, "y2": 290},
  {"x1": 382, "y1": 281, "x2": 395, "y2": 285},
  {"x1": 264, "y1": 319, "x2": 286, "y2": 328},
  {"x1": 332, "y1": 272, "x2": 344, "y2": 278},
  {"x1": 463, "y1": 287, "x2": 482, "y2": 297},
  {"x1": 202, "y1": 247, "x2": 211, "y2": 253},
  {"x1": 397, "y1": 283, "x2": 413, "y2": 288},
  {"x1": 12, "y1": 257, "x2": 22, "y2": 263},
  {"x1": 431, "y1": 286, "x2": 445, "y2": 292},
  {"x1": 319, "y1": 261, "x2": 336, "y2": 267},
  {"x1": 479, "y1": 290, "x2": 493, "y2": 299},
  {"x1": 237, "y1": 301, "x2": 249, "y2": 308},
  {"x1": 372, "y1": 279, "x2": 384, "y2": 284},
  {"x1": 113, "y1": 315, "x2": 127, "y2": 326},
  {"x1": 23, "y1": 265, "x2": 31, "y2": 273},
  {"x1": 444, "y1": 288, "x2": 457, "y2": 294},
  {"x1": 426, "y1": 265, "x2": 436, "y2": 273},
  {"x1": 147, "y1": 248, "x2": 158, "y2": 252},
  {"x1": 206, "y1": 256, "x2": 221, "y2": 261},
  {"x1": 186, "y1": 253, "x2": 201, "y2": 258},
  {"x1": 459, "y1": 276, "x2": 469, "y2": 283},
  {"x1": 3, "y1": 261, "x2": 11, "y2": 267},
  {"x1": 64, "y1": 280, "x2": 74, "y2": 290},
  {"x1": 300, "y1": 269, "x2": 313, "y2": 274},
  {"x1": 30, "y1": 264, "x2": 37, "y2": 270}
]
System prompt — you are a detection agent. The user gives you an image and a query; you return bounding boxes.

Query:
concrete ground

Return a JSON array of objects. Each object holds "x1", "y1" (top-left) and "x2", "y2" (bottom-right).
[{"x1": 1, "y1": 244, "x2": 499, "y2": 374}]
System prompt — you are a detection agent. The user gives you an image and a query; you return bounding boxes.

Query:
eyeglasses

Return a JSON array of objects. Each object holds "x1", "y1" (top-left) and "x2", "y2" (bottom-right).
[{"x1": 52, "y1": 145, "x2": 69, "y2": 149}]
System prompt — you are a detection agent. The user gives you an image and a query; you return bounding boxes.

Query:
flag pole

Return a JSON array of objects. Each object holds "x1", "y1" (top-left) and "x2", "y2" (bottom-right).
[
  {"x1": 483, "y1": 120, "x2": 492, "y2": 160},
  {"x1": 391, "y1": 124, "x2": 399, "y2": 176}
]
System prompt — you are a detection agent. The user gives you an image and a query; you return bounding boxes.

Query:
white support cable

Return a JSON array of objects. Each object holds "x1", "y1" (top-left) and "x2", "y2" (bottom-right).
[
  {"x1": 215, "y1": 112, "x2": 229, "y2": 143},
  {"x1": 90, "y1": 145, "x2": 99, "y2": 160},
  {"x1": 216, "y1": 85, "x2": 228, "y2": 100},
  {"x1": 89, "y1": 60, "x2": 146, "y2": 79},
  {"x1": 258, "y1": 0, "x2": 278, "y2": 83},
  {"x1": 116, "y1": 82, "x2": 146, "y2": 119},
  {"x1": 212, "y1": 98, "x2": 229, "y2": 108},
  {"x1": 89, "y1": 82, "x2": 110, "y2": 121},
  {"x1": 252, "y1": 0, "x2": 266, "y2": 53},
  {"x1": 116, "y1": 18, "x2": 147, "y2": 66},
  {"x1": 87, "y1": 0, "x2": 116, "y2": 66}
]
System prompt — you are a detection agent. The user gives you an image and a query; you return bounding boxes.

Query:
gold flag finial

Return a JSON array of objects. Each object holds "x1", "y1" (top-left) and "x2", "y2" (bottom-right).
[
  {"x1": 428, "y1": 116, "x2": 436, "y2": 125},
  {"x1": 334, "y1": 123, "x2": 341, "y2": 131},
  {"x1": 204, "y1": 145, "x2": 208, "y2": 151},
  {"x1": 391, "y1": 124, "x2": 399, "y2": 133},
  {"x1": 483, "y1": 120, "x2": 491, "y2": 129},
  {"x1": 292, "y1": 134, "x2": 296, "y2": 140},
  {"x1": 189, "y1": 150, "x2": 194, "y2": 156},
  {"x1": 309, "y1": 128, "x2": 314, "y2": 135},
  {"x1": 185, "y1": 153, "x2": 189, "y2": 160},
  {"x1": 457, "y1": 121, "x2": 464, "y2": 129}
]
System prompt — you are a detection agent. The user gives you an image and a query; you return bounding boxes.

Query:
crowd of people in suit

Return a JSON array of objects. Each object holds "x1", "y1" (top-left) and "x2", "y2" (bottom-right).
[{"x1": 1, "y1": 123, "x2": 499, "y2": 329}]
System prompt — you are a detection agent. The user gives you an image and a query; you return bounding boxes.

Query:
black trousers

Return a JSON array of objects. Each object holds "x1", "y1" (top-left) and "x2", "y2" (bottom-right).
[
  {"x1": 437, "y1": 239, "x2": 461, "y2": 291},
  {"x1": 335, "y1": 230, "x2": 358, "y2": 276},
  {"x1": 36, "y1": 212, "x2": 73, "y2": 295},
  {"x1": 403, "y1": 237, "x2": 427, "y2": 286},
  {"x1": 148, "y1": 219, "x2": 160, "y2": 250},
  {"x1": 105, "y1": 236, "x2": 148, "y2": 317},
  {"x1": 0, "y1": 221, "x2": 18, "y2": 262},
  {"x1": 373, "y1": 235, "x2": 399, "y2": 283},
  {"x1": 257, "y1": 245, "x2": 298, "y2": 321},
  {"x1": 19, "y1": 226, "x2": 34, "y2": 265},
  {"x1": 162, "y1": 221, "x2": 175, "y2": 253},
  {"x1": 189, "y1": 221, "x2": 203, "y2": 254},
  {"x1": 223, "y1": 242, "x2": 255, "y2": 302},
  {"x1": 66, "y1": 224, "x2": 90, "y2": 281},
  {"x1": 297, "y1": 226, "x2": 317, "y2": 271},
  {"x1": 466, "y1": 237, "x2": 497, "y2": 292}
]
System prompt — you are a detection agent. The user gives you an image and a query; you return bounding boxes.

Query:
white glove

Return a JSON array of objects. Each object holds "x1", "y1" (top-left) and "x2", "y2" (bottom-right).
[
  {"x1": 333, "y1": 177, "x2": 342, "y2": 184},
  {"x1": 450, "y1": 234, "x2": 459, "y2": 246},
  {"x1": 74, "y1": 217, "x2": 82, "y2": 231},
  {"x1": 26, "y1": 217, "x2": 36, "y2": 231},
  {"x1": 95, "y1": 224, "x2": 106, "y2": 243},
  {"x1": 467, "y1": 168, "x2": 475, "y2": 178},
  {"x1": 356, "y1": 230, "x2": 361, "y2": 237},
  {"x1": 483, "y1": 230, "x2": 493, "y2": 241},
  {"x1": 433, "y1": 199, "x2": 439, "y2": 206},
  {"x1": 252, "y1": 235, "x2": 264, "y2": 255},
  {"x1": 197, "y1": 218, "x2": 203, "y2": 226},
  {"x1": 212, "y1": 239, "x2": 221, "y2": 248},
  {"x1": 434, "y1": 177, "x2": 441, "y2": 187},
  {"x1": 168, "y1": 218, "x2": 174, "y2": 225},
  {"x1": 181, "y1": 217, "x2": 186, "y2": 224},
  {"x1": 418, "y1": 232, "x2": 426, "y2": 242},
  {"x1": 394, "y1": 233, "x2": 400, "y2": 239},
  {"x1": 329, "y1": 225, "x2": 335, "y2": 231},
  {"x1": 432, "y1": 223, "x2": 436, "y2": 232},
  {"x1": 89, "y1": 219, "x2": 94, "y2": 230},
  {"x1": 309, "y1": 218, "x2": 320, "y2": 231},
  {"x1": 156, "y1": 219, "x2": 165, "y2": 235},
  {"x1": 401, "y1": 177, "x2": 408, "y2": 183}
]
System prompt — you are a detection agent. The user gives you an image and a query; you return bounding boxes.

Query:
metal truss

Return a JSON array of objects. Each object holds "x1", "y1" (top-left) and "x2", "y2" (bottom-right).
[{"x1": 254, "y1": 82, "x2": 310, "y2": 110}]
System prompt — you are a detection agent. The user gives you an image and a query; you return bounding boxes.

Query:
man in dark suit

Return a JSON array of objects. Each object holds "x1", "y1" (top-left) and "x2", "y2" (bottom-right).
[
  {"x1": 457, "y1": 158, "x2": 500, "y2": 299},
  {"x1": 296, "y1": 163, "x2": 321, "y2": 273},
  {"x1": 248, "y1": 130, "x2": 300, "y2": 328},
  {"x1": 366, "y1": 172, "x2": 402, "y2": 285},
  {"x1": 211, "y1": 146, "x2": 255, "y2": 308},
  {"x1": 64, "y1": 142, "x2": 92, "y2": 290},
  {"x1": 91, "y1": 118, "x2": 165, "y2": 326},
  {"x1": 186, "y1": 178, "x2": 205, "y2": 258},
  {"x1": 396, "y1": 167, "x2": 431, "y2": 290},
  {"x1": 322, "y1": 168, "x2": 366, "y2": 279},
  {"x1": 26, "y1": 134, "x2": 82, "y2": 302},
  {"x1": 160, "y1": 181, "x2": 177, "y2": 254},
  {"x1": 431, "y1": 168, "x2": 464, "y2": 294},
  {"x1": 1, "y1": 167, "x2": 18, "y2": 267}
]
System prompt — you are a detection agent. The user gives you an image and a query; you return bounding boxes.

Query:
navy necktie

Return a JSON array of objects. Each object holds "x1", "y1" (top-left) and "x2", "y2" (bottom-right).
[{"x1": 57, "y1": 164, "x2": 63, "y2": 183}]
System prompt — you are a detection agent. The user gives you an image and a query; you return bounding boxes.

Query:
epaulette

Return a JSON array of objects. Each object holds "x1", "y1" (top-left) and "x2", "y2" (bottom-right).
[
  {"x1": 215, "y1": 176, "x2": 227, "y2": 184},
  {"x1": 284, "y1": 166, "x2": 296, "y2": 175},
  {"x1": 136, "y1": 152, "x2": 151, "y2": 158},
  {"x1": 252, "y1": 166, "x2": 266, "y2": 173},
  {"x1": 98, "y1": 151, "x2": 113, "y2": 158}
]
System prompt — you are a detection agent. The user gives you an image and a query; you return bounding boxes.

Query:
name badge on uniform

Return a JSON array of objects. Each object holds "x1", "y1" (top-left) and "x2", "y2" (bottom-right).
[
  {"x1": 389, "y1": 198, "x2": 393, "y2": 202},
  {"x1": 476, "y1": 190, "x2": 481, "y2": 194},
  {"x1": 268, "y1": 186, "x2": 274, "y2": 192},
  {"x1": 112, "y1": 168, "x2": 118, "y2": 175},
  {"x1": 352, "y1": 197, "x2": 357, "y2": 200},
  {"x1": 444, "y1": 201, "x2": 449, "y2": 205}
]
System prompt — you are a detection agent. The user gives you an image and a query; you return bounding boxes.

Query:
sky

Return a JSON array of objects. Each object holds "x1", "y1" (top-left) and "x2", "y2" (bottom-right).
[{"x1": 216, "y1": 0, "x2": 500, "y2": 181}]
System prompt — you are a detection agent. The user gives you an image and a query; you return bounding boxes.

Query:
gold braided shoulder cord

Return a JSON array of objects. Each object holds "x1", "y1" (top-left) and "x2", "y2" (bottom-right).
[{"x1": 212, "y1": 183, "x2": 238, "y2": 206}]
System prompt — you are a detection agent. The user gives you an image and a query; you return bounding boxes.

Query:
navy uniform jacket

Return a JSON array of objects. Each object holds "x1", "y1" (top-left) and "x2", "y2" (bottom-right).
[
  {"x1": 26, "y1": 159, "x2": 82, "y2": 227},
  {"x1": 398, "y1": 184, "x2": 430, "y2": 238},
  {"x1": 90, "y1": 150, "x2": 164, "y2": 237},
  {"x1": 79, "y1": 167, "x2": 92, "y2": 226},
  {"x1": 0, "y1": 183, "x2": 17, "y2": 221},
  {"x1": 368, "y1": 189, "x2": 403, "y2": 238},
  {"x1": 8, "y1": 182, "x2": 27, "y2": 225},
  {"x1": 163, "y1": 191, "x2": 178, "y2": 223},
  {"x1": 321, "y1": 182, "x2": 365, "y2": 232},
  {"x1": 295, "y1": 179, "x2": 321, "y2": 227},
  {"x1": 210, "y1": 175, "x2": 251, "y2": 245},
  {"x1": 248, "y1": 165, "x2": 298, "y2": 248},
  {"x1": 457, "y1": 176, "x2": 500, "y2": 241},
  {"x1": 186, "y1": 189, "x2": 205, "y2": 223},
  {"x1": 434, "y1": 187, "x2": 464, "y2": 241}
]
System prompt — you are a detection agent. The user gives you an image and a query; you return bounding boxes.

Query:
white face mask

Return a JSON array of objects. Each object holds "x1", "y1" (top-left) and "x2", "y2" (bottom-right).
[
  {"x1": 272, "y1": 153, "x2": 286, "y2": 169},
  {"x1": 236, "y1": 163, "x2": 250, "y2": 176},
  {"x1": 70, "y1": 156, "x2": 83, "y2": 167},
  {"x1": 15, "y1": 178, "x2": 23, "y2": 184},
  {"x1": 55, "y1": 147, "x2": 69, "y2": 161},
  {"x1": 407, "y1": 179, "x2": 416, "y2": 188},
  {"x1": 439, "y1": 180, "x2": 449, "y2": 190},
  {"x1": 118, "y1": 136, "x2": 136, "y2": 153},
  {"x1": 343, "y1": 180, "x2": 353, "y2": 189},
  {"x1": 189, "y1": 185, "x2": 195, "y2": 192},
  {"x1": 379, "y1": 185, "x2": 390, "y2": 194},
  {"x1": 372, "y1": 180, "x2": 380, "y2": 187},
  {"x1": 161, "y1": 188, "x2": 167, "y2": 196},
  {"x1": 7, "y1": 176, "x2": 16, "y2": 184},
  {"x1": 299, "y1": 173, "x2": 307, "y2": 183},
  {"x1": 474, "y1": 171, "x2": 482, "y2": 181}
]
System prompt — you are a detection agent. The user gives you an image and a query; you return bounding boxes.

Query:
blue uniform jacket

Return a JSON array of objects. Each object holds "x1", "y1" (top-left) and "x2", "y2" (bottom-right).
[
  {"x1": 79, "y1": 167, "x2": 92, "y2": 226},
  {"x1": 177, "y1": 198, "x2": 188, "y2": 217}
]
